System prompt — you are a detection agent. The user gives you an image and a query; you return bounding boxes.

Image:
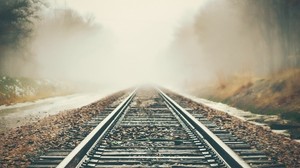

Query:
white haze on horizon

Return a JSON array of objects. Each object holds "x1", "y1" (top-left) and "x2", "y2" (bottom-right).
[{"x1": 34, "y1": 0, "x2": 209, "y2": 90}]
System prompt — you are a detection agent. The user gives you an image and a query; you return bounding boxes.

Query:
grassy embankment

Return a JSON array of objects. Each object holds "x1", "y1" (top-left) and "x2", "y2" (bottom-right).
[
  {"x1": 0, "y1": 76, "x2": 73, "y2": 105},
  {"x1": 191, "y1": 69, "x2": 300, "y2": 138}
]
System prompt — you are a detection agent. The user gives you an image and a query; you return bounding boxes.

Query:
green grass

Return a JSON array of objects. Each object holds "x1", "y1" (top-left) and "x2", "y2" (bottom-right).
[
  {"x1": 222, "y1": 100, "x2": 300, "y2": 123},
  {"x1": 271, "y1": 80, "x2": 286, "y2": 92},
  {"x1": 281, "y1": 111, "x2": 300, "y2": 123},
  {"x1": 222, "y1": 100, "x2": 282, "y2": 115}
]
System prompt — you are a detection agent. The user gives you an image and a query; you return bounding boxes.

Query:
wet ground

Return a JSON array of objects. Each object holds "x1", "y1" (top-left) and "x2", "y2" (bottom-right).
[
  {"x1": 195, "y1": 98, "x2": 300, "y2": 140},
  {"x1": 0, "y1": 89, "x2": 127, "y2": 168},
  {"x1": 0, "y1": 90, "x2": 113, "y2": 132}
]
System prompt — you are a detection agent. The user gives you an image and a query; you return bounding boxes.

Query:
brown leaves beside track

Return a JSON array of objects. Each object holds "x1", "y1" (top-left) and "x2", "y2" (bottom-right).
[
  {"x1": 0, "y1": 90, "x2": 128, "y2": 168},
  {"x1": 166, "y1": 91, "x2": 300, "y2": 168}
]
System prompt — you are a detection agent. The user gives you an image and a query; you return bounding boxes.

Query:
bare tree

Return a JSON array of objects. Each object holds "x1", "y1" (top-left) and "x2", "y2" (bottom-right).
[
  {"x1": 0, "y1": 0, "x2": 45, "y2": 75},
  {"x1": 0, "y1": 0, "x2": 44, "y2": 47}
]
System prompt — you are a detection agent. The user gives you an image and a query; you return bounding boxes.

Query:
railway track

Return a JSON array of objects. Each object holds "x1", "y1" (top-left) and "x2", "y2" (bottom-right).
[{"x1": 29, "y1": 88, "x2": 284, "y2": 168}]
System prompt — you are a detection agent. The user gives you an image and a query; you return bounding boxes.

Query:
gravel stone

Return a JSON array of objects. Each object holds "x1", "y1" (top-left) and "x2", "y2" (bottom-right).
[
  {"x1": 0, "y1": 90, "x2": 128, "y2": 168},
  {"x1": 167, "y1": 91, "x2": 300, "y2": 168}
]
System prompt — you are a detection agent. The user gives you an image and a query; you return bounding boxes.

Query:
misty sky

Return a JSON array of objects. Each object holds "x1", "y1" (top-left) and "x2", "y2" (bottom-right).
[{"x1": 44, "y1": 0, "x2": 208, "y2": 87}]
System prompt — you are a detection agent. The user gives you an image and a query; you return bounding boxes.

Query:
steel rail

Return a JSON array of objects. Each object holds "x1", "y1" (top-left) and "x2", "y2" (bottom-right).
[
  {"x1": 157, "y1": 88, "x2": 251, "y2": 168},
  {"x1": 57, "y1": 89, "x2": 136, "y2": 168}
]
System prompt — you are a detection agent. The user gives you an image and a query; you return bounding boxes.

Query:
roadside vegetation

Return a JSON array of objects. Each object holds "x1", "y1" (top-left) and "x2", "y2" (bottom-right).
[
  {"x1": 197, "y1": 69, "x2": 300, "y2": 122},
  {"x1": 0, "y1": 1, "x2": 98, "y2": 105},
  {"x1": 188, "y1": 69, "x2": 300, "y2": 138},
  {"x1": 170, "y1": 0, "x2": 300, "y2": 139},
  {"x1": 0, "y1": 76, "x2": 73, "y2": 105}
]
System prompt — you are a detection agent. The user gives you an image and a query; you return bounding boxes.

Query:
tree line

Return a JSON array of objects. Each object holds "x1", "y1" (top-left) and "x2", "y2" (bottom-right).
[
  {"x1": 190, "y1": 0, "x2": 300, "y2": 75},
  {"x1": 244, "y1": 0, "x2": 300, "y2": 71},
  {"x1": 0, "y1": 0, "x2": 43, "y2": 52},
  {"x1": 0, "y1": 0, "x2": 97, "y2": 76}
]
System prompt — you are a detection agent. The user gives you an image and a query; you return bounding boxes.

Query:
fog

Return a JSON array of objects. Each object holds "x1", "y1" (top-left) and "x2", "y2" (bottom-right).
[
  {"x1": 28, "y1": 0, "x2": 208, "y2": 90},
  {"x1": 168, "y1": 0, "x2": 300, "y2": 90},
  {"x1": 2, "y1": 0, "x2": 299, "y2": 91},
  {"x1": 168, "y1": 1, "x2": 281, "y2": 87}
]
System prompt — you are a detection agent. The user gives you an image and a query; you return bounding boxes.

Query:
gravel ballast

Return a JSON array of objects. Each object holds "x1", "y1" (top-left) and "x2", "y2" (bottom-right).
[
  {"x1": 0, "y1": 90, "x2": 128, "y2": 167},
  {"x1": 167, "y1": 91, "x2": 300, "y2": 168},
  {"x1": 2, "y1": 88, "x2": 299, "y2": 167}
]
